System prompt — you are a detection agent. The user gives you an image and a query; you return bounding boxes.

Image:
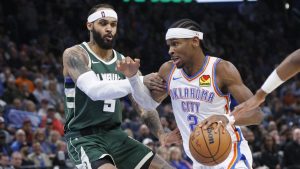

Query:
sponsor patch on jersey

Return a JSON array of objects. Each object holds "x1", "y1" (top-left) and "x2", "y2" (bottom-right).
[{"x1": 199, "y1": 75, "x2": 211, "y2": 87}]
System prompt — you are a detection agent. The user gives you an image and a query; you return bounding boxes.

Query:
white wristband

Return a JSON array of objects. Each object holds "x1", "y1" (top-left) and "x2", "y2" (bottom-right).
[
  {"x1": 261, "y1": 70, "x2": 284, "y2": 93},
  {"x1": 224, "y1": 114, "x2": 235, "y2": 125}
]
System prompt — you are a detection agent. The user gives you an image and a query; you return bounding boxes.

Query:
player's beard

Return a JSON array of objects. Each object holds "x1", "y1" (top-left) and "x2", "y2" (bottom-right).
[{"x1": 92, "y1": 29, "x2": 116, "y2": 49}]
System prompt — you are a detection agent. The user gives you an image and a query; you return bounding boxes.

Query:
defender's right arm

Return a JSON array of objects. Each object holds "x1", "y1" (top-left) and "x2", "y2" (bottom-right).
[{"x1": 63, "y1": 46, "x2": 131, "y2": 101}]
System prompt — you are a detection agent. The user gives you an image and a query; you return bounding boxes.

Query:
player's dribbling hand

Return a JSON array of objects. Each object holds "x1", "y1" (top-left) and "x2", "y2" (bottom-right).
[
  {"x1": 116, "y1": 57, "x2": 140, "y2": 78},
  {"x1": 159, "y1": 128, "x2": 182, "y2": 146},
  {"x1": 198, "y1": 115, "x2": 228, "y2": 133},
  {"x1": 144, "y1": 73, "x2": 166, "y2": 92}
]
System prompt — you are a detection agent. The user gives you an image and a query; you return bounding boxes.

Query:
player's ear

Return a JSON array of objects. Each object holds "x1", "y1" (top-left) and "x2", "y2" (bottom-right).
[
  {"x1": 87, "y1": 22, "x2": 93, "y2": 31},
  {"x1": 192, "y1": 37, "x2": 200, "y2": 48}
]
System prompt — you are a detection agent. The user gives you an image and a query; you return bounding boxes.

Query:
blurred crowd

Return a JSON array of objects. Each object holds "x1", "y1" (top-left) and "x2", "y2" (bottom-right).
[{"x1": 0, "y1": 0, "x2": 299, "y2": 169}]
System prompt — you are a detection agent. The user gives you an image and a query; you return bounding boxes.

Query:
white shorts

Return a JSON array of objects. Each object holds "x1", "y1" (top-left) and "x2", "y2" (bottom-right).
[{"x1": 192, "y1": 140, "x2": 252, "y2": 169}]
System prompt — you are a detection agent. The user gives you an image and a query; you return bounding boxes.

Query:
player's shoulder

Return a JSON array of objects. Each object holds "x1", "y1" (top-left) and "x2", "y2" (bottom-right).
[
  {"x1": 160, "y1": 60, "x2": 173, "y2": 69},
  {"x1": 63, "y1": 44, "x2": 87, "y2": 58},
  {"x1": 215, "y1": 59, "x2": 237, "y2": 73},
  {"x1": 158, "y1": 61, "x2": 175, "y2": 80},
  {"x1": 63, "y1": 44, "x2": 84, "y2": 53},
  {"x1": 215, "y1": 59, "x2": 242, "y2": 85}
]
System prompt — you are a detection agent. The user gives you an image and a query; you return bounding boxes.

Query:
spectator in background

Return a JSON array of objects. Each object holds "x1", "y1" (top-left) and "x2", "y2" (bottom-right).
[
  {"x1": 33, "y1": 128, "x2": 51, "y2": 155},
  {"x1": 33, "y1": 78, "x2": 50, "y2": 104},
  {"x1": 142, "y1": 138, "x2": 155, "y2": 151},
  {"x1": 1, "y1": 78, "x2": 22, "y2": 104},
  {"x1": 52, "y1": 141, "x2": 70, "y2": 168},
  {"x1": 160, "y1": 116, "x2": 171, "y2": 132},
  {"x1": 47, "y1": 80, "x2": 63, "y2": 107},
  {"x1": 156, "y1": 146, "x2": 170, "y2": 162},
  {"x1": 28, "y1": 142, "x2": 52, "y2": 169},
  {"x1": 10, "y1": 152, "x2": 23, "y2": 169},
  {"x1": 136, "y1": 124, "x2": 154, "y2": 142},
  {"x1": 48, "y1": 130, "x2": 61, "y2": 154},
  {"x1": 283, "y1": 128, "x2": 300, "y2": 168},
  {"x1": 0, "y1": 67, "x2": 15, "y2": 85},
  {"x1": 11, "y1": 98, "x2": 22, "y2": 111},
  {"x1": 19, "y1": 145, "x2": 34, "y2": 168},
  {"x1": 21, "y1": 119, "x2": 33, "y2": 145},
  {"x1": 18, "y1": 83, "x2": 37, "y2": 103},
  {"x1": 0, "y1": 154, "x2": 12, "y2": 169},
  {"x1": 0, "y1": 117, "x2": 11, "y2": 144},
  {"x1": 10, "y1": 129, "x2": 27, "y2": 152},
  {"x1": 0, "y1": 130, "x2": 11, "y2": 156},
  {"x1": 14, "y1": 66, "x2": 34, "y2": 93},
  {"x1": 255, "y1": 134, "x2": 281, "y2": 169},
  {"x1": 37, "y1": 99, "x2": 50, "y2": 117},
  {"x1": 24, "y1": 100, "x2": 37, "y2": 113},
  {"x1": 169, "y1": 146, "x2": 192, "y2": 169},
  {"x1": 40, "y1": 106, "x2": 64, "y2": 136}
]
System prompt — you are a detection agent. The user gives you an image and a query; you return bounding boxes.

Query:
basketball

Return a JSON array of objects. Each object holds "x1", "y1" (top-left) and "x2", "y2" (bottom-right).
[{"x1": 189, "y1": 122, "x2": 232, "y2": 166}]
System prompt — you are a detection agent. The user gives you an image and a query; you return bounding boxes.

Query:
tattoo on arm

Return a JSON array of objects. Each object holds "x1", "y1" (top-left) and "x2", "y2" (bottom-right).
[
  {"x1": 63, "y1": 46, "x2": 90, "y2": 81},
  {"x1": 129, "y1": 94, "x2": 164, "y2": 138}
]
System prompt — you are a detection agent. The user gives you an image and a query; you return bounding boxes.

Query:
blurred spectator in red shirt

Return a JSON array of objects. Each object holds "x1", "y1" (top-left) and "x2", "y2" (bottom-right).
[{"x1": 40, "y1": 106, "x2": 64, "y2": 136}]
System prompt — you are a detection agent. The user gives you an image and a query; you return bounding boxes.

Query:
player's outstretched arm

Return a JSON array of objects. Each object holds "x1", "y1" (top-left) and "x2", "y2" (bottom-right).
[
  {"x1": 199, "y1": 60, "x2": 264, "y2": 129},
  {"x1": 63, "y1": 46, "x2": 131, "y2": 100},
  {"x1": 233, "y1": 49, "x2": 300, "y2": 115},
  {"x1": 117, "y1": 57, "x2": 160, "y2": 110},
  {"x1": 276, "y1": 48, "x2": 300, "y2": 81}
]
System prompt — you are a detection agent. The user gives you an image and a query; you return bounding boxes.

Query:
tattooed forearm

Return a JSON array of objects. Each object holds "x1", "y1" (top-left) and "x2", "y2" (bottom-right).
[
  {"x1": 129, "y1": 94, "x2": 164, "y2": 138},
  {"x1": 63, "y1": 46, "x2": 90, "y2": 81},
  {"x1": 142, "y1": 110, "x2": 164, "y2": 138}
]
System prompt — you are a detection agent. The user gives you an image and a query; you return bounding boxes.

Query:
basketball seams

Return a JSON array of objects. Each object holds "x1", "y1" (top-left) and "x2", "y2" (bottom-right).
[
  {"x1": 189, "y1": 123, "x2": 232, "y2": 166},
  {"x1": 191, "y1": 137, "x2": 211, "y2": 158},
  {"x1": 200, "y1": 126, "x2": 218, "y2": 165},
  {"x1": 214, "y1": 135, "x2": 232, "y2": 162},
  {"x1": 213, "y1": 126, "x2": 221, "y2": 157}
]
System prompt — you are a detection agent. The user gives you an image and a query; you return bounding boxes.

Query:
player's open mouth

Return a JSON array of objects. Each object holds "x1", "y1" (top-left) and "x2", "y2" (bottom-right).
[
  {"x1": 104, "y1": 35, "x2": 113, "y2": 41},
  {"x1": 105, "y1": 37, "x2": 112, "y2": 41},
  {"x1": 172, "y1": 57, "x2": 180, "y2": 65}
]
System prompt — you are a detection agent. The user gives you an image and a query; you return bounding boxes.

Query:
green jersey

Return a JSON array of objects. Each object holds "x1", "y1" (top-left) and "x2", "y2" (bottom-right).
[{"x1": 64, "y1": 42, "x2": 126, "y2": 133}]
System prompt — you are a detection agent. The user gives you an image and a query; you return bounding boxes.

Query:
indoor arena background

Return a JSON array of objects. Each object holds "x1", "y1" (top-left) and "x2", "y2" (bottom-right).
[{"x1": 0, "y1": 0, "x2": 299, "y2": 168}]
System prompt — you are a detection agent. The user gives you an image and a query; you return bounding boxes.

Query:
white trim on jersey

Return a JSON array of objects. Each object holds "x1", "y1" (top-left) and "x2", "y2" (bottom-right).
[{"x1": 82, "y1": 42, "x2": 118, "y2": 65}]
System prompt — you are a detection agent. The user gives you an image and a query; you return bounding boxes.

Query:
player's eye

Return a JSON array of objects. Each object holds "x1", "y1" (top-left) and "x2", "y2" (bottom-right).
[
  {"x1": 171, "y1": 41, "x2": 179, "y2": 47},
  {"x1": 110, "y1": 22, "x2": 117, "y2": 27},
  {"x1": 98, "y1": 20, "x2": 108, "y2": 26}
]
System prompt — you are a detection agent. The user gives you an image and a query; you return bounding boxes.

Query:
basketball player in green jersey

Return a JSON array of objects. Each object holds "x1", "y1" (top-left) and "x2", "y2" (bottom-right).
[{"x1": 62, "y1": 4, "x2": 177, "y2": 169}]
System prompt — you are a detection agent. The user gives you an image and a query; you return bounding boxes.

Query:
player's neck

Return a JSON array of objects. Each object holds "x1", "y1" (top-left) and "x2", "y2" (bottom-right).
[
  {"x1": 88, "y1": 42, "x2": 114, "y2": 62},
  {"x1": 184, "y1": 50, "x2": 206, "y2": 76}
]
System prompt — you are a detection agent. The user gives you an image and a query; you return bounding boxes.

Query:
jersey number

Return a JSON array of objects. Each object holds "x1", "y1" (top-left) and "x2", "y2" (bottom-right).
[
  {"x1": 187, "y1": 114, "x2": 198, "y2": 131},
  {"x1": 103, "y1": 100, "x2": 116, "y2": 112}
]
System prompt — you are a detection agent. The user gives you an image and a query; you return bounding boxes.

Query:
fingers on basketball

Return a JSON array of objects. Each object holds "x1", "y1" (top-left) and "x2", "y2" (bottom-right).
[{"x1": 189, "y1": 122, "x2": 232, "y2": 166}]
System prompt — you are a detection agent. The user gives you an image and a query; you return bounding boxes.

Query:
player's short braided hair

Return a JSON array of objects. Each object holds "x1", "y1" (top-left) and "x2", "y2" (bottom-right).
[{"x1": 169, "y1": 19, "x2": 210, "y2": 55}]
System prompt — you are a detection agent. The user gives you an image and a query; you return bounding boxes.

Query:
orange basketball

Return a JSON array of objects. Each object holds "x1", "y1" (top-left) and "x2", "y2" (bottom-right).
[{"x1": 189, "y1": 122, "x2": 232, "y2": 166}]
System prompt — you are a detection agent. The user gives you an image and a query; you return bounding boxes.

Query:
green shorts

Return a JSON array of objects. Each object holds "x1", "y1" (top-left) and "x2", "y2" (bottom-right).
[{"x1": 66, "y1": 127, "x2": 154, "y2": 169}]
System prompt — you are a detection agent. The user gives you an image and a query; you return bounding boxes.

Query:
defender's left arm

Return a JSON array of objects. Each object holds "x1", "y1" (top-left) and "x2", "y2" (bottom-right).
[{"x1": 217, "y1": 60, "x2": 264, "y2": 125}]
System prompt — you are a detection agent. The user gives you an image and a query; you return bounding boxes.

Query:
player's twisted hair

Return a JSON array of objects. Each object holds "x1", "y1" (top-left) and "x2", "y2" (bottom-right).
[{"x1": 169, "y1": 19, "x2": 211, "y2": 55}]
